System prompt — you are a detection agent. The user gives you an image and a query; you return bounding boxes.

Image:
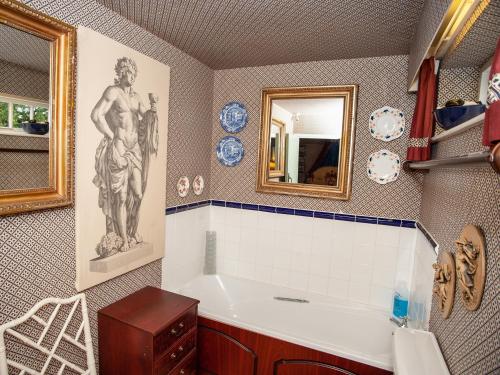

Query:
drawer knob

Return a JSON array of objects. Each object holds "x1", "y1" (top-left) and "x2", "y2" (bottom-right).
[
  {"x1": 180, "y1": 370, "x2": 185, "y2": 375},
  {"x1": 170, "y1": 353, "x2": 176, "y2": 359},
  {"x1": 170, "y1": 328, "x2": 177, "y2": 335},
  {"x1": 178, "y1": 345, "x2": 184, "y2": 352},
  {"x1": 179, "y1": 322, "x2": 184, "y2": 328}
]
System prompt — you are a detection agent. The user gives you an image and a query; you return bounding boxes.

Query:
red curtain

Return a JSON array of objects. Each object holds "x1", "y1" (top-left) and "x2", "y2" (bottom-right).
[
  {"x1": 407, "y1": 58, "x2": 437, "y2": 161},
  {"x1": 483, "y1": 37, "x2": 500, "y2": 147}
]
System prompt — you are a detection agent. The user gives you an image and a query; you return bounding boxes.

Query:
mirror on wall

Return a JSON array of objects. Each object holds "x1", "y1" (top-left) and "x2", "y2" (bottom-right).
[
  {"x1": 0, "y1": 0, "x2": 75, "y2": 215},
  {"x1": 0, "y1": 23, "x2": 51, "y2": 191},
  {"x1": 257, "y1": 85, "x2": 357, "y2": 200}
]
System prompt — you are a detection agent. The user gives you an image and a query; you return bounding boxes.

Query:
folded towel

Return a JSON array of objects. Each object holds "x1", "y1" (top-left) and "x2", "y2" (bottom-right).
[{"x1": 483, "y1": 37, "x2": 500, "y2": 147}]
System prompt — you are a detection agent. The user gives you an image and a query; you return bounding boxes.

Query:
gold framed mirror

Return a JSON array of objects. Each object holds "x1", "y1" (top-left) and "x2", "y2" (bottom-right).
[
  {"x1": 0, "y1": 0, "x2": 75, "y2": 215},
  {"x1": 257, "y1": 85, "x2": 357, "y2": 200}
]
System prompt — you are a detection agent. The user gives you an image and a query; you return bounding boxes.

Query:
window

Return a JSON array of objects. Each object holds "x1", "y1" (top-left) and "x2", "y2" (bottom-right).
[{"x1": 0, "y1": 94, "x2": 49, "y2": 130}]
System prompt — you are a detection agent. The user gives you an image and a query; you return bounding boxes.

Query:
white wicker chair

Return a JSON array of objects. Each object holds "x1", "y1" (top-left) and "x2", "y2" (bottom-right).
[{"x1": 0, "y1": 294, "x2": 96, "y2": 375}]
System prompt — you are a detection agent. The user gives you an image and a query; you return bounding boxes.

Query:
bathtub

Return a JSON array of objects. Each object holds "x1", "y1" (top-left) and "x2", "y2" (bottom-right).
[{"x1": 174, "y1": 274, "x2": 395, "y2": 372}]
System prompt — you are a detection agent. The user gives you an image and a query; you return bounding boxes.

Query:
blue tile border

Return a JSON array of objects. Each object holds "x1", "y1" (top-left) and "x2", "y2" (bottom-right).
[
  {"x1": 335, "y1": 213, "x2": 356, "y2": 222},
  {"x1": 164, "y1": 200, "x2": 417, "y2": 229},
  {"x1": 276, "y1": 207, "x2": 294, "y2": 215}
]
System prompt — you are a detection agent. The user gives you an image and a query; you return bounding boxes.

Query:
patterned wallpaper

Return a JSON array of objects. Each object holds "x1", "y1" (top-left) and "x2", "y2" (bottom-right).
[
  {"x1": 0, "y1": 59, "x2": 49, "y2": 101},
  {"x1": 210, "y1": 55, "x2": 424, "y2": 220},
  {"x1": 407, "y1": 0, "x2": 453, "y2": 88},
  {"x1": 421, "y1": 126, "x2": 500, "y2": 374},
  {"x1": 97, "y1": 0, "x2": 425, "y2": 69},
  {"x1": 0, "y1": 0, "x2": 213, "y2": 370}
]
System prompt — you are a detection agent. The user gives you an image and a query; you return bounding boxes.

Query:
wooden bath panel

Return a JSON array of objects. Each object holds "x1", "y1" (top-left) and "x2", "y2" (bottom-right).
[{"x1": 198, "y1": 317, "x2": 392, "y2": 375}]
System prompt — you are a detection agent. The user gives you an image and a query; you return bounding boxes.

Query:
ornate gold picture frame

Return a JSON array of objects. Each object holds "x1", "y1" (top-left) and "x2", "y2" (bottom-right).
[
  {"x1": 269, "y1": 118, "x2": 286, "y2": 178},
  {"x1": 0, "y1": 0, "x2": 75, "y2": 215}
]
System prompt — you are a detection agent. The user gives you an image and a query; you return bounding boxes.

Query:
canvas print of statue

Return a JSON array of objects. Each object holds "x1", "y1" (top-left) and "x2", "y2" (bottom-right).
[{"x1": 75, "y1": 27, "x2": 169, "y2": 291}]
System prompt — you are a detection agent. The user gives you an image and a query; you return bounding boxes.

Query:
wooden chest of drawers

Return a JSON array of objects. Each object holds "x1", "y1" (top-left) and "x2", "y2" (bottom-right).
[{"x1": 98, "y1": 286, "x2": 199, "y2": 375}]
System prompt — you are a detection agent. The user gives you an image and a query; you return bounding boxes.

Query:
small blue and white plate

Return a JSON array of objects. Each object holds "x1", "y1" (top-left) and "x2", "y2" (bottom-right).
[
  {"x1": 220, "y1": 102, "x2": 248, "y2": 133},
  {"x1": 216, "y1": 136, "x2": 244, "y2": 167}
]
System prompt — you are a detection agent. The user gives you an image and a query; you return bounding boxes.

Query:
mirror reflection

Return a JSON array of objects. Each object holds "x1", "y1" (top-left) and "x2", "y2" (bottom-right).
[
  {"x1": 0, "y1": 23, "x2": 51, "y2": 191},
  {"x1": 270, "y1": 97, "x2": 344, "y2": 186}
]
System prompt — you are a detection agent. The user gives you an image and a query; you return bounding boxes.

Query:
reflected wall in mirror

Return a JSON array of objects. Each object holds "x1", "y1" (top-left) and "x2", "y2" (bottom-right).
[
  {"x1": 257, "y1": 85, "x2": 357, "y2": 200},
  {"x1": 0, "y1": 22, "x2": 51, "y2": 191},
  {"x1": 0, "y1": 0, "x2": 75, "y2": 215}
]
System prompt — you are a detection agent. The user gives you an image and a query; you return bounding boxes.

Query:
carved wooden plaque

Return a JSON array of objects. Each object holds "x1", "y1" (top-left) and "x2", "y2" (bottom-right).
[
  {"x1": 455, "y1": 225, "x2": 486, "y2": 311},
  {"x1": 433, "y1": 251, "x2": 455, "y2": 319}
]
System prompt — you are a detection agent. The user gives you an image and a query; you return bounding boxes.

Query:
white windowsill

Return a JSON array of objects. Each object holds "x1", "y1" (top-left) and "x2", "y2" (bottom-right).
[{"x1": 0, "y1": 128, "x2": 50, "y2": 138}]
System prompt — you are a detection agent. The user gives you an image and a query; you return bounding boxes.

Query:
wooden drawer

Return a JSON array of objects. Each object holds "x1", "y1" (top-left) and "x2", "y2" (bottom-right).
[
  {"x1": 154, "y1": 306, "x2": 197, "y2": 358},
  {"x1": 169, "y1": 350, "x2": 197, "y2": 375},
  {"x1": 155, "y1": 329, "x2": 197, "y2": 375}
]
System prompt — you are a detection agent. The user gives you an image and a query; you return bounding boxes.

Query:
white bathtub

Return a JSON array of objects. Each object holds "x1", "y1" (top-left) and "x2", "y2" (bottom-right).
[{"x1": 174, "y1": 274, "x2": 395, "y2": 371}]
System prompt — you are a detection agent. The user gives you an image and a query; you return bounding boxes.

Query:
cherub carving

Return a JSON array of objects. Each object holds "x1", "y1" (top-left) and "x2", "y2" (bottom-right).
[
  {"x1": 433, "y1": 262, "x2": 452, "y2": 311},
  {"x1": 455, "y1": 239, "x2": 479, "y2": 301}
]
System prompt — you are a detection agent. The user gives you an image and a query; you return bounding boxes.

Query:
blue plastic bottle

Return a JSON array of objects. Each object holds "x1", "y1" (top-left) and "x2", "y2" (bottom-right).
[{"x1": 392, "y1": 282, "x2": 409, "y2": 318}]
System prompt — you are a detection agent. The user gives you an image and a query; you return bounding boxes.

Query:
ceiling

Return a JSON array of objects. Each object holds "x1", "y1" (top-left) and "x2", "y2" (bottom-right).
[
  {"x1": 97, "y1": 0, "x2": 425, "y2": 70},
  {"x1": 0, "y1": 23, "x2": 51, "y2": 73},
  {"x1": 443, "y1": 0, "x2": 500, "y2": 68}
]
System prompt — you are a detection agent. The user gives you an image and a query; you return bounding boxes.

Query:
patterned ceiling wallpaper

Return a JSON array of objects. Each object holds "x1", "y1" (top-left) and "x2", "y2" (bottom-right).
[
  {"x1": 407, "y1": 0, "x2": 453, "y2": 88},
  {"x1": 0, "y1": 0, "x2": 213, "y2": 370},
  {"x1": 443, "y1": 0, "x2": 500, "y2": 69},
  {"x1": 421, "y1": 125, "x2": 500, "y2": 374},
  {"x1": 0, "y1": 23, "x2": 51, "y2": 73},
  {"x1": 209, "y1": 54, "x2": 425, "y2": 220},
  {"x1": 0, "y1": 59, "x2": 49, "y2": 101},
  {"x1": 97, "y1": 0, "x2": 425, "y2": 69}
]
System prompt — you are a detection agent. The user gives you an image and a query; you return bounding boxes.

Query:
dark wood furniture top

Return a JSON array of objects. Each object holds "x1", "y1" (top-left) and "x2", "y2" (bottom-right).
[{"x1": 98, "y1": 286, "x2": 199, "y2": 375}]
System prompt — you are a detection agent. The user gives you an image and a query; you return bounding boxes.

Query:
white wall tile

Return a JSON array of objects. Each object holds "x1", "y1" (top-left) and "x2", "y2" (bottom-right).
[
  {"x1": 164, "y1": 206, "x2": 423, "y2": 314},
  {"x1": 349, "y1": 281, "x2": 371, "y2": 304},
  {"x1": 255, "y1": 265, "x2": 273, "y2": 283},
  {"x1": 376, "y1": 225, "x2": 401, "y2": 247},
  {"x1": 309, "y1": 255, "x2": 331, "y2": 277},
  {"x1": 328, "y1": 278, "x2": 349, "y2": 299},
  {"x1": 370, "y1": 285, "x2": 393, "y2": 309},
  {"x1": 272, "y1": 268, "x2": 289, "y2": 286},
  {"x1": 354, "y1": 222, "x2": 378, "y2": 247},
  {"x1": 308, "y1": 275, "x2": 329, "y2": 295}
]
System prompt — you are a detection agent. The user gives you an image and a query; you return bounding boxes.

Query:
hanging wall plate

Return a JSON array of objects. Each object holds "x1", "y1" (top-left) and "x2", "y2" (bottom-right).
[
  {"x1": 177, "y1": 176, "x2": 190, "y2": 197},
  {"x1": 216, "y1": 136, "x2": 244, "y2": 167},
  {"x1": 367, "y1": 149, "x2": 400, "y2": 184},
  {"x1": 369, "y1": 106, "x2": 405, "y2": 141},
  {"x1": 193, "y1": 175, "x2": 205, "y2": 195},
  {"x1": 432, "y1": 251, "x2": 456, "y2": 319},
  {"x1": 455, "y1": 224, "x2": 486, "y2": 311},
  {"x1": 220, "y1": 102, "x2": 248, "y2": 133}
]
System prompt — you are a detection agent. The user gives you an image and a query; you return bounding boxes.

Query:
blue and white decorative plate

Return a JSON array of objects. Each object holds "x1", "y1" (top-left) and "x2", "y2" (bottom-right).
[
  {"x1": 367, "y1": 149, "x2": 400, "y2": 184},
  {"x1": 369, "y1": 106, "x2": 405, "y2": 142},
  {"x1": 220, "y1": 102, "x2": 248, "y2": 133},
  {"x1": 216, "y1": 136, "x2": 244, "y2": 167}
]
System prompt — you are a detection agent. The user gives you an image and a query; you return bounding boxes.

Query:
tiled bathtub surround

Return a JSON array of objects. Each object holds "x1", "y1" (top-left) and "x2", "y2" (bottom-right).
[{"x1": 164, "y1": 201, "x2": 436, "y2": 323}]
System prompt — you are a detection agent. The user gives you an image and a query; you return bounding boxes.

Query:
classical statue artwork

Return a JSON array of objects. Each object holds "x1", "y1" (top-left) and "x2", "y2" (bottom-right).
[
  {"x1": 432, "y1": 251, "x2": 455, "y2": 319},
  {"x1": 91, "y1": 57, "x2": 159, "y2": 257},
  {"x1": 455, "y1": 225, "x2": 486, "y2": 311}
]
